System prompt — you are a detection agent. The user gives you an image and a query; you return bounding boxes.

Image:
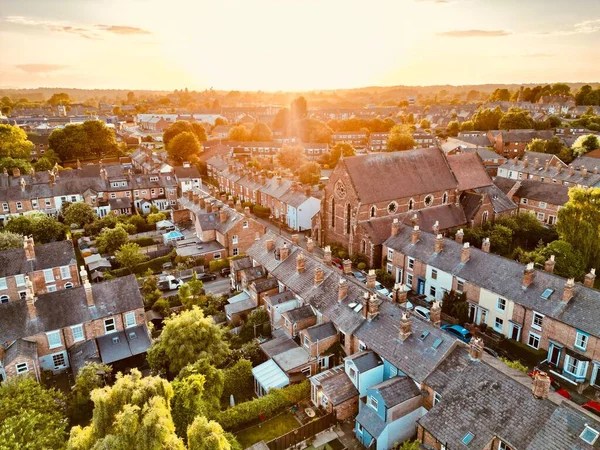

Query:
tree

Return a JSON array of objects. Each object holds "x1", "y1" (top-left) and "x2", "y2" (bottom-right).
[
  {"x1": 272, "y1": 108, "x2": 291, "y2": 133},
  {"x1": 96, "y1": 224, "x2": 129, "y2": 254},
  {"x1": 472, "y1": 107, "x2": 504, "y2": 131},
  {"x1": 168, "y1": 131, "x2": 201, "y2": 164},
  {"x1": 488, "y1": 88, "x2": 511, "y2": 102},
  {"x1": 63, "y1": 202, "x2": 97, "y2": 227},
  {"x1": 249, "y1": 122, "x2": 273, "y2": 142},
  {"x1": 34, "y1": 156, "x2": 54, "y2": 171},
  {"x1": 48, "y1": 121, "x2": 117, "y2": 161},
  {"x1": 557, "y1": 187, "x2": 600, "y2": 269},
  {"x1": 526, "y1": 137, "x2": 566, "y2": 155},
  {"x1": 572, "y1": 134, "x2": 599, "y2": 156},
  {"x1": 0, "y1": 377, "x2": 68, "y2": 450},
  {"x1": 329, "y1": 143, "x2": 355, "y2": 166},
  {"x1": 70, "y1": 362, "x2": 112, "y2": 423},
  {"x1": 141, "y1": 270, "x2": 162, "y2": 308},
  {"x1": 295, "y1": 118, "x2": 332, "y2": 143},
  {"x1": 446, "y1": 121, "x2": 460, "y2": 137},
  {"x1": 222, "y1": 359, "x2": 254, "y2": 404},
  {"x1": 67, "y1": 370, "x2": 185, "y2": 450},
  {"x1": 460, "y1": 120, "x2": 474, "y2": 132},
  {"x1": 539, "y1": 240, "x2": 585, "y2": 279},
  {"x1": 0, "y1": 230, "x2": 23, "y2": 250},
  {"x1": 0, "y1": 156, "x2": 32, "y2": 175},
  {"x1": 187, "y1": 417, "x2": 231, "y2": 450},
  {"x1": 277, "y1": 144, "x2": 307, "y2": 170},
  {"x1": 147, "y1": 307, "x2": 230, "y2": 377},
  {"x1": 0, "y1": 124, "x2": 34, "y2": 158},
  {"x1": 398, "y1": 441, "x2": 421, "y2": 450},
  {"x1": 498, "y1": 109, "x2": 534, "y2": 130},
  {"x1": 489, "y1": 224, "x2": 514, "y2": 256},
  {"x1": 227, "y1": 125, "x2": 250, "y2": 142},
  {"x1": 387, "y1": 124, "x2": 415, "y2": 151},
  {"x1": 48, "y1": 92, "x2": 71, "y2": 105},
  {"x1": 148, "y1": 212, "x2": 167, "y2": 225},
  {"x1": 178, "y1": 274, "x2": 206, "y2": 310},
  {"x1": 163, "y1": 121, "x2": 206, "y2": 147},
  {"x1": 4, "y1": 212, "x2": 65, "y2": 244},
  {"x1": 420, "y1": 119, "x2": 430, "y2": 129},
  {"x1": 191, "y1": 123, "x2": 208, "y2": 142},
  {"x1": 116, "y1": 242, "x2": 148, "y2": 274},
  {"x1": 298, "y1": 161, "x2": 321, "y2": 185},
  {"x1": 291, "y1": 96, "x2": 308, "y2": 121}
]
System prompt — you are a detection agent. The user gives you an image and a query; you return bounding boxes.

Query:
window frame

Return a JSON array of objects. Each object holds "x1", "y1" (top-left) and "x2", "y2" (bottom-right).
[
  {"x1": 407, "y1": 257, "x2": 415, "y2": 271},
  {"x1": 104, "y1": 318, "x2": 116, "y2": 334},
  {"x1": 369, "y1": 395, "x2": 378, "y2": 411},
  {"x1": 575, "y1": 330, "x2": 589, "y2": 351},
  {"x1": 71, "y1": 324, "x2": 85, "y2": 343},
  {"x1": 60, "y1": 266, "x2": 71, "y2": 280},
  {"x1": 528, "y1": 331, "x2": 541, "y2": 350},
  {"x1": 497, "y1": 298, "x2": 506, "y2": 312},
  {"x1": 494, "y1": 317, "x2": 504, "y2": 332},
  {"x1": 531, "y1": 312, "x2": 544, "y2": 331},
  {"x1": 124, "y1": 312, "x2": 136, "y2": 328},
  {"x1": 16, "y1": 362, "x2": 29, "y2": 374},
  {"x1": 46, "y1": 330, "x2": 62, "y2": 349},
  {"x1": 43, "y1": 269, "x2": 54, "y2": 284}
]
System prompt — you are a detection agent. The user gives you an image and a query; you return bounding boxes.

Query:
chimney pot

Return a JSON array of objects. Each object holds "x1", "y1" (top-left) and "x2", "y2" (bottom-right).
[
  {"x1": 460, "y1": 242, "x2": 470, "y2": 263},
  {"x1": 534, "y1": 158, "x2": 539, "y2": 169},
  {"x1": 544, "y1": 255, "x2": 555, "y2": 274},
  {"x1": 343, "y1": 259, "x2": 352, "y2": 275},
  {"x1": 79, "y1": 265, "x2": 88, "y2": 283},
  {"x1": 391, "y1": 218, "x2": 400, "y2": 237},
  {"x1": 399, "y1": 312, "x2": 412, "y2": 341},
  {"x1": 323, "y1": 246, "x2": 332, "y2": 265},
  {"x1": 455, "y1": 229, "x2": 464, "y2": 244},
  {"x1": 481, "y1": 237, "x2": 490, "y2": 253},
  {"x1": 532, "y1": 371, "x2": 551, "y2": 399},
  {"x1": 562, "y1": 278, "x2": 575, "y2": 303},
  {"x1": 585, "y1": 268, "x2": 597, "y2": 288},
  {"x1": 280, "y1": 243, "x2": 290, "y2": 260},
  {"x1": 296, "y1": 251, "x2": 306, "y2": 274},
  {"x1": 523, "y1": 156, "x2": 529, "y2": 168},
  {"x1": 569, "y1": 164, "x2": 575, "y2": 177},
  {"x1": 582, "y1": 166, "x2": 588, "y2": 178},
  {"x1": 219, "y1": 208, "x2": 228, "y2": 223},
  {"x1": 306, "y1": 238, "x2": 315, "y2": 253},
  {"x1": 544, "y1": 160, "x2": 550, "y2": 172},
  {"x1": 522, "y1": 262, "x2": 535, "y2": 289},
  {"x1": 291, "y1": 234, "x2": 299, "y2": 245},
  {"x1": 314, "y1": 267, "x2": 324, "y2": 286},
  {"x1": 434, "y1": 233, "x2": 444, "y2": 253},
  {"x1": 366, "y1": 269, "x2": 377, "y2": 289},
  {"x1": 469, "y1": 336, "x2": 484, "y2": 360},
  {"x1": 338, "y1": 278, "x2": 348, "y2": 302},
  {"x1": 432, "y1": 220, "x2": 439, "y2": 235},
  {"x1": 84, "y1": 280, "x2": 94, "y2": 307},
  {"x1": 23, "y1": 235, "x2": 35, "y2": 260},
  {"x1": 411, "y1": 225, "x2": 420, "y2": 244},
  {"x1": 367, "y1": 293, "x2": 379, "y2": 321},
  {"x1": 265, "y1": 239, "x2": 275, "y2": 252}
]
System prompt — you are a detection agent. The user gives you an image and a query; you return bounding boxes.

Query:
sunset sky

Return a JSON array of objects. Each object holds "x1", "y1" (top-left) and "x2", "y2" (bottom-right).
[{"x1": 1, "y1": 0, "x2": 600, "y2": 91}]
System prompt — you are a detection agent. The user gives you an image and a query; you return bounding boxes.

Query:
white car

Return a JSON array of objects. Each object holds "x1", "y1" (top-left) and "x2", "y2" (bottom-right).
[
  {"x1": 387, "y1": 292, "x2": 414, "y2": 310},
  {"x1": 413, "y1": 306, "x2": 431, "y2": 321},
  {"x1": 375, "y1": 282, "x2": 390, "y2": 296}
]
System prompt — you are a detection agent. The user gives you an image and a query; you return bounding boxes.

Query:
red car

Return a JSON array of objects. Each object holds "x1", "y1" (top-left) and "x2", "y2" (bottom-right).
[
  {"x1": 583, "y1": 400, "x2": 600, "y2": 418},
  {"x1": 331, "y1": 258, "x2": 344, "y2": 270}
]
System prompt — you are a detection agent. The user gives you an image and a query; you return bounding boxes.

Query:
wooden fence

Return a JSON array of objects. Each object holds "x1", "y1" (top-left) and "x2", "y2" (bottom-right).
[{"x1": 266, "y1": 413, "x2": 336, "y2": 450}]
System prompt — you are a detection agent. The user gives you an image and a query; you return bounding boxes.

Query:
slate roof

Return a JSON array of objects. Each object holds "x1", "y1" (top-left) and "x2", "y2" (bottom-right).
[
  {"x1": 499, "y1": 129, "x2": 555, "y2": 143},
  {"x1": 264, "y1": 290, "x2": 296, "y2": 305},
  {"x1": 384, "y1": 225, "x2": 600, "y2": 337},
  {"x1": 339, "y1": 148, "x2": 458, "y2": 204},
  {"x1": 347, "y1": 351, "x2": 382, "y2": 373},
  {"x1": 572, "y1": 155, "x2": 600, "y2": 172},
  {"x1": 0, "y1": 275, "x2": 144, "y2": 343},
  {"x1": 371, "y1": 376, "x2": 421, "y2": 407},
  {"x1": 494, "y1": 178, "x2": 570, "y2": 205},
  {"x1": 224, "y1": 298, "x2": 257, "y2": 316},
  {"x1": 319, "y1": 369, "x2": 358, "y2": 406},
  {"x1": 283, "y1": 305, "x2": 315, "y2": 322},
  {"x1": 241, "y1": 266, "x2": 267, "y2": 283},
  {"x1": 173, "y1": 166, "x2": 201, "y2": 179},
  {"x1": 109, "y1": 197, "x2": 132, "y2": 209},
  {"x1": 260, "y1": 334, "x2": 299, "y2": 358},
  {"x1": 306, "y1": 321, "x2": 337, "y2": 341},
  {"x1": 356, "y1": 404, "x2": 386, "y2": 438},
  {"x1": 179, "y1": 197, "x2": 247, "y2": 235},
  {"x1": 499, "y1": 155, "x2": 600, "y2": 187},
  {"x1": 97, "y1": 325, "x2": 151, "y2": 364},
  {"x1": 0, "y1": 240, "x2": 76, "y2": 278},
  {"x1": 473, "y1": 184, "x2": 518, "y2": 213},
  {"x1": 446, "y1": 153, "x2": 493, "y2": 191},
  {"x1": 251, "y1": 277, "x2": 278, "y2": 293},
  {"x1": 3, "y1": 338, "x2": 37, "y2": 365},
  {"x1": 231, "y1": 256, "x2": 253, "y2": 271}
]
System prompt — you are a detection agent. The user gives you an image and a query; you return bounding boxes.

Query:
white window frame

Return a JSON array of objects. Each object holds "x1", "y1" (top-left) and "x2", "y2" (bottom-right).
[
  {"x1": 456, "y1": 279, "x2": 464, "y2": 293},
  {"x1": 431, "y1": 269, "x2": 437, "y2": 280},
  {"x1": 408, "y1": 257, "x2": 415, "y2": 271},
  {"x1": 71, "y1": 324, "x2": 85, "y2": 343},
  {"x1": 528, "y1": 331, "x2": 541, "y2": 350},
  {"x1": 60, "y1": 266, "x2": 71, "y2": 280},
  {"x1": 532, "y1": 312, "x2": 544, "y2": 331},
  {"x1": 124, "y1": 312, "x2": 136, "y2": 328},
  {"x1": 369, "y1": 395, "x2": 378, "y2": 411},
  {"x1": 14, "y1": 274, "x2": 25, "y2": 287},
  {"x1": 16, "y1": 201, "x2": 22, "y2": 210},
  {"x1": 301, "y1": 366, "x2": 311, "y2": 377},
  {"x1": 47, "y1": 285, "x2": 57, "y2": 292},
  {"x1": 580, "y1": 426, "x2": 599, "y2": 445},
  {"x1": 575, "y1": 331, "x2": 589, "y2": 351},
  {"x1": 104, "y1": 318, "x2": 116, "y2": 334},
  {"x1": 43, "y1": 269, "x2": 54, "y2": 284},
  {"x1": 46, "y1": 330, "x2": 62, "y2": 349},
  {"x1": 406, "y1": 273, "x2": 413, "y2": 287},
  {"x1": 387, "y1": 249, "x2": 394, "y2": 261},
  {"x1": 433, "y1": 391, "x2": 442, "y2": 406},
  {"x1": 497, "y1": 298, "x2": 506, "y2": 311},
  {"x1": 494, "y1": 317, "x2": 504, "y2": 332},
  {"x1": 303, "y1": 335, "x2": 310, "y2": 348},
  {"x1": 232, "y1": 235, "x2": 239, "y2": 245},
  {"x1": 0, "y1": 277, "x2": 7, "y2": 291},
  {"x1": 0, "y1": 295, "x2": 8, "y2": 303},
  {"x1": 16, "y1": 362, "x2": 28, "y2": 374}
]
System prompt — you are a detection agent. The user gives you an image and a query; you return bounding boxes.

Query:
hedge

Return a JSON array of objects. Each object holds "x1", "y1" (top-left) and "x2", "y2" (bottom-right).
[
  {"x1": 217, "y1": 381, "x2": 310, "y2": 431},
  {"x1": 501, "y1": 338, "x2": 547, "y2": 365},
  {"x1": 130, "y1": 236, "x2": 156, "y2": 247},
  {"x1": 111, "y1": 254, "x2": 173, "y2": 277}
]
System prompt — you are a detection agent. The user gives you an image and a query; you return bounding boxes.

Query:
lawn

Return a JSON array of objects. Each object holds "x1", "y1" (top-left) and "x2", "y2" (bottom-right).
[{"x1": 235, "y1": 410, "x2": 300, "y2": 448}]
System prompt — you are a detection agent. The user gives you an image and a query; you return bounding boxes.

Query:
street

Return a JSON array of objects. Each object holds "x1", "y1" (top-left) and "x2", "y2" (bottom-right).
[{"x1": 162, "y1": 275, "x2": 232, "y2": 298}]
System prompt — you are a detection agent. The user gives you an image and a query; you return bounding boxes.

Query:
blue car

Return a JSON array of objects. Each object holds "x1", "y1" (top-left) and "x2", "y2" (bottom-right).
[{"x1": 441, "y1": 324, "x2": 473, "y2": 343}]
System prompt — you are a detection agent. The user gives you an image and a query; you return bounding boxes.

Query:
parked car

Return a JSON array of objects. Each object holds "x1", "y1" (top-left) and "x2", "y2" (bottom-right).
[
  {"x1": 413, "y1": 306, "x2": 430, "y2": 321},
  {"x1": 197, "y1": 272, "x2": 217, "y2": 282},
  {"x1": 331, "y1": 258, "x2": 344, "y2": 270},
  {"x1": 220, "y1": 267, "x2": 231, "y2": 277},
  {"x1": 440, "y1": 324, "x2": 473, "y2": 343},
  {"x1": 375, "y1": 282, "x2": 390, "y2": 296},
  {"x1": 583, "y1": 400, "x2": 600, "y2": 417},
  {"x1": 387, "y1": 292, "x2": 414, "y2": 310},
  {"x1": 352, "y1": 269, "x2": 367, "y2": 283}
]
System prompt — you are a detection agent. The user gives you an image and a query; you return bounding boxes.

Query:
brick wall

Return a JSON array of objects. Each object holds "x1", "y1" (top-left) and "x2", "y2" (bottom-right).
[
  {"x1": 332, "y1": 396, "x2": 358, "y2": 420},
  {"x1": 299, "y1": 331, "x2": 339, "y2": 358}
]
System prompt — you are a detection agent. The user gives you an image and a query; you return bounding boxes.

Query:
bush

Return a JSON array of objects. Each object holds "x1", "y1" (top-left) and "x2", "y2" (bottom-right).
[
  {"x1": 130, "y1": 236, "x2": 156, "y2": 247},
  {"x1": 499, "y1": 357, "x2": 528, "y2": 374},
  {"x1": 253, "y1": 205, "x2": 271, "y2": 218},
  {"x1": 152, "y1": 298, "x2": 171, "y2": 317},
  {"x1": 222, "y1": 360, "x2": 254, "y2": 404},
  {"x1": 375, "y1": 269, "x2": 394, "y2": 289},
  {"x1": 357, "y1": 262, "x2": 367, "y2": 270},
  {"x1": 501, "y1": 338, "x2": 547, "y2": 365},
  {"x1": 217, "y1": 381, "x2": 310, "y2": 430},
  {"x1": 111, "y1": 254, "x2": 173, "y2": 277},
  {"x1": 209, "y1": 258, "x2": 230, "y2": 272}
]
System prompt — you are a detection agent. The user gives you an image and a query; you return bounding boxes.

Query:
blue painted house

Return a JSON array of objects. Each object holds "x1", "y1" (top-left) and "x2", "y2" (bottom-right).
[
  {"x1": 355, "y1": 376, "x2": 423, "y2": 450},
  {"x1": 344, "y1": 351, "x2": 384, "y2": 397}
]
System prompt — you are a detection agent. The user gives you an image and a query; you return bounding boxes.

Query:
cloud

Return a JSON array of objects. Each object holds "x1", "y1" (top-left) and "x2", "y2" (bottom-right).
[
  {"x1": 96, "y1": 25, "x2": 151, "y2": 35},
  {"x1": 541, "y1": 19, "x2": 600, "y2": 36},
  {"x1": 5, "y1": 16, "x2": 151, "y2": 39},
  {"x1": 437, "y1": 29, "x2": 512, "y2": 37},
  {"x1": 15, "y1": 64, "x2": 69, "y2": 74}
]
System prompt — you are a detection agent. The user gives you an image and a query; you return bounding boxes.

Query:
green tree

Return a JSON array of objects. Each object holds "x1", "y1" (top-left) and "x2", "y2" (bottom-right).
[
  {"x1": 329, "y1": 142, "x2": 355, "y2": 166},
  {"x1": 272, "y1": 108, "x2": 291, "y2": 133},
  {"x1": 498, "y1": 109, "x2": 534, "y2": 130},
  {"x1": 446, "y1": 121, "x2": 460, "y2": 137},
  {"x1": 295, "y1": 118, "x2": 332, "y2": 143},
  {"x1": 0, "y1": 124, "x2": 34, "y2": 158},
  {"x1": 222, "y1": 359, "x2": 254, "y2": 404},
  {"x1": 96, "y1": 224, "x2": 129, "y2": 254},
  {"x1": 0, "y1": 377, "x2": 68, "y2": 450},
  {"x1": 163, "y1": 121, "x2": 206, "y2": 147},
  {"x1": 572, "y1": 134, "x2": 599, "y2": 156},
  {"x1": 115, "y1": 242, "x2": 148, "y2": 274},
  {"x1": 227, "y1": 125, "x2": 251, "y2": 142},
  {"x1": 147, "y1": 211, "x2": 167, "y2": 225},
  {"x1": 191, "y1": 123, "x2": 208, "y2": 142},
  {"x1": 67, "y1": 370, "x2": 184, "y2": 450},
  {"x1": 489, "y1": 224, "x2": 514, "y2": 256},
  {"x1": 420, "y1": 119, "x2": 430, "y2": 129},
  {"x1": 147, "y1": 307, "x2": 230, "y2": 377},
  {"x1": 141, "y1": 270, "x2": 163, "y2": 308},
  {"x1": 83, "y1": 120, "x2": 119, "y2": 159},
  {"x1": 297, "y1": 161, "x2": 321, "y2": 185},
  {"x1": 472, "y1": 107, "x2": 504, "y2": 131},
  {"x1": 48, "y1": 121, "x2": 117, "y2": 161},
  {"x1": 460, "y1": 120, "x2": 474, "y2": 132},
  {"x1": 387, "y1": 124, "x2": 415, "y2": 151},
  {"x1": 70, "y1": 362, "x2": 112, "y2": 423},
  {"x1": 0, "y1": 230, "x2": 23, "y2": 250},
  {"x1": 249, "y1": 122, "x2": 273, "y2": 142},
  {"x1": 5, "y1": 212, "x2": 65, "y2": 244},
  {"x1": 178, "y1": 274, "x2": 206, "y2": 310},
  {"x1": 239, "y1": 308, "x2": 271, "y2": 342},
  {"x1": 48, "y1": 92, "x2": 71, "y2": 105},
  {"x1": 557, "y1": 187, "x2": 600, "y2": 269},
  {"x1": 34, "y1": 156, "x2": 55, "y2": 171},
  {"x1": 277, "y1": 144, "x2": 307, "y2": 170},
  {"x1": 187, "y1": 416, "x2": 231, "y2": 450},
  {"x1": 539, "y1": 240, "x2": 585, "y2": 279},
  {"x1": 488, "y1": 88, "x2": 512, "y2": 102},
  {"x1": 291, "y1": 96, "x2": 308, "y2": 121},
  {"x1": 63, "y1": 202, "x2": 97, "y2": 227},
  {"x1": 167, "y1": 131, "x2": 201, "y2": 164},
  {"x1": 0, "y1": 156, "x2": 32, "y2": 175},
  {"x1": 398, "y1": 440, "x2": 422, "y2": 450}
]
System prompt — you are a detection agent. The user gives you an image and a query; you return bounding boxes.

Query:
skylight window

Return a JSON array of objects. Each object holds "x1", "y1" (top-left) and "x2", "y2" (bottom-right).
[
  {"x1": 348, "y1": 302, "x2": 357, "y2": 308},
  {"x1": 541, "y1": 288, "x2": 554, "y2": 300},
  {"x1": 129, "y1": 332, "x2": 137, "y2": 340},
  {"x1": 353, "y1": 304, "x2": 364, "y2": 313},
  {"x1": 432, "y1": 338, "x2": 443, "y2": 349},
  {"x1": 112, "y1": 337, "x2": 120, "y2": 344},
  {"x1": 580, "y1": 426, "x2": 599, "y2": 445},
  {"x1": 419, "y1": 330, "x2": 430, "y2": 341},
  {"x1": 462, "y1": 432, "x2": 474, "y2": 445}
]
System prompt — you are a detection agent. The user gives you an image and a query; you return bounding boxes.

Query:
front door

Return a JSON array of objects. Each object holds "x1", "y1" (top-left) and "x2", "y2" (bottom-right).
[
  {"x1": 592, "y1": 362, "x2": 600, "y2": 388},
  {"x1": 417, "y1": 278, "x2": 425, "y2": 295},
  {"x1": 548, "y1": 343, "x2": 562, "y2": 367}
]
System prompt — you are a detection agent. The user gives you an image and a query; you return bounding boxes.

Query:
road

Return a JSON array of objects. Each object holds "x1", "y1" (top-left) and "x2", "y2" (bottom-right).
[{"x1": 162, "y1": 276, "x2": 232, "y2": 298}]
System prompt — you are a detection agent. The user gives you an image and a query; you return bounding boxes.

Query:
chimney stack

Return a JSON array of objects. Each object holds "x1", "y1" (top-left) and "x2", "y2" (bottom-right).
[
  {"x1": 362, "y1": 292, "x2": 370, "y2": 319},
  {"x1": 557, "y1": 164, "x2": 563, "y2": 174},
  {"x1": 265, "y1": 239, "x2": 275, "y2": 252},
  {"x1": 584, "y1": 268, "x2": 596, "y2": 288},
  {"x1": 227, "y1": 196, "x2": 234, "y2": 208},
  {"x1": 296, "y1": 251, "x2": 305, "y2": 274},
  {"x1": 410, "y1": 213, "x2": 418, "y2": 227},
  {"x1": 314, "y1": 267, "x2": 324, "y2": 286},
  {"x1": 366, "y1": 269, "x2": 376, "y2": 289},
  {"x1": 211, "y1": 202, "x2": 219, "y2": 213},
  {"x1": 199, "y1": 197, "x2": 206, "y2": 209},
  {"x1": 430, "y1": 300, "x2": 442, "y2": 327},
  {"x1": 186, "y1": 190, "x2": 193, "y2": 201},
  {"x1": 306, "y1": 238, "x2": 314, "y2": 254},
  {"x1": 395, "y1": 284, "x2": 409, "y2": 306},
  {"x1": 291, "y1": 234, "x2": 299, "y2": 245},
  {"x1": 582, "y1": 166, "x2": 588, "y2": 178},
  {"x1": 534, "y1": 158, "x2": 539, "y2": 169},
  {"x1": 469, "y1": 336, "x2": 484, "y2": 360},
  {"x1": 219, "y1": 208, "x2": 228, "y2": 224},
  {"x1": 562, "y1": 278, "x2": 575, "y2": 303},
  {"x1": 338, "y1": 278, "x2": 348, "y2": 302},
  {"x1": 432, "y1": 221, "x2": 439, "y2": 236},
  {"x1": 25, "y1": 277, "x2": 36, "y2": 320},
  {"x1": 411, "y1": 226, "x2": 420, "y2": 244},
  {"x1": 280, "y1": 243, "x2": 290, "y2": 260},
  {"x1": 434, "y1": 234, "x2": 444, "y2": 253},
  {"x1": 367, "y1": 294, "x2": 379, "y2": 321},
  {"x1": 323, "y1": 246, "x2": 332, "y2": 265},
  {"x1": 523, "y1": 156, "x2": 529, "y2": 168},
  {"x1": 569, "y1": 164, "x2": 575, "y2": 177},
  {"x1": 244, "y1": 206, "x2": 251, "y2": 217},
  {"x1": 455, "y1": 229, "x2": 464, "y2": 244},
  {"x1": 399, "y1": 312, "x2": 412, "y2": 341},
  {"x1": 84, "y1": 279, "x2": 94, "y2": 307},
  {"x1": 79, "y1": 265, "x2": 88, "y2": 284},
  {"x1": 594, "y1": 166, "x2": 599, "y2": 175},
  {"x1": 343, "y1": 259, "x2": 352, "y2": 275},
  {"x1": 23, "y1": 236, "x2": 35, "y2": 260},
  {"x1": 19, "y1": 177, "x2": 26, "y2": 192},
  {"x1": 544, "y1": 255, "x2": 555, "y2": 274},
  {"x1": 12, "y1": 167, "x2": 20, "y2": 177},
  {"x1": 235, "y1": 200, "x2": 243, "y2": 213},
  {"x1": 532, "y1": 371, "x2": 551, "y2": 399},
  {"x1": 544, "y1": 160, "x2": 550, "y2": 172},
  {"x1": 391, "y1": 218, "x2": 400, "y2": 237},
  {"x1": 481, "y1": 237, "x2": 490, "y2": 253},
  {"x1": 522, "y1": 262, "x2": 535, "y2": 289},
  {"x1": 460, "y1": 242, "x2": 470, "y2": 263}
]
